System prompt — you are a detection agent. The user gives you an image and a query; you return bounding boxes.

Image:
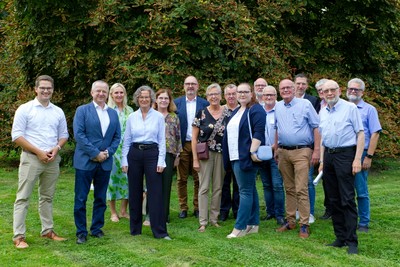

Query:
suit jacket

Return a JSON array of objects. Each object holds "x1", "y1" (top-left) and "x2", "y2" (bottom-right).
[
  {"x1": 223, "y1": 104, "x2": 266, "y2": 172},
  {"x1": 174, "y1": 96, "x2": 209, "y2": 146},
  {"x1": 304, "y1": 93, "x2": 321, "y2": 113},
  {"x1": 73, "y1": 102, "x2": 121, "y2": 171}
]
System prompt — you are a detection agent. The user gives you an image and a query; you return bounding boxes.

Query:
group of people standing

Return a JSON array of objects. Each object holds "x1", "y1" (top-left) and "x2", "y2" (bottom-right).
[{"x1": 11, "y1": 74, "x2": 381, "y2": 256}]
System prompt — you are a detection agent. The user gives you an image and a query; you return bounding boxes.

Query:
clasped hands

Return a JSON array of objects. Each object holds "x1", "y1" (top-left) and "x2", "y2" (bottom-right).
[{"x1": 92, "y1": 150, "x2": 109, "y2": 162}]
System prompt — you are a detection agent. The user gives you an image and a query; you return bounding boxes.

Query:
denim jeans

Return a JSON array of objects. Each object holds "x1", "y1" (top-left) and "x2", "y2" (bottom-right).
[
  {"x1": 74, "y1": 165, "x2": 110, "y2": 237},
  {"x1": 232, "y1": 161, "x2": 259, "y2": 230},
  {"x1": 308, "y1": 165, "x2": 316, "y2": 215},
  {"x1": 259, "y1": 159, "x2": 285, "y2": 219},
  {"x1": 355, "y1": 151, "x2": 370, "y2": 227}
]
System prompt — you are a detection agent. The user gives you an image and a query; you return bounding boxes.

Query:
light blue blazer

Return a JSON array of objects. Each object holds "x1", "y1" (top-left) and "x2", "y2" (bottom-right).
[{"x1": 73, "y1": 102, "x2": 121, "y2": 171}]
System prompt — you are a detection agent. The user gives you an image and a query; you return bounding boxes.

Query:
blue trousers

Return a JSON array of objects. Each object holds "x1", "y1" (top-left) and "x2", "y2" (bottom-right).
[
  {"x1": 355, "y1": 151, "x2": 370, "y2": 227},
  {"x1": 74, "y1": 165, "x2": 110, "y2": 237}
]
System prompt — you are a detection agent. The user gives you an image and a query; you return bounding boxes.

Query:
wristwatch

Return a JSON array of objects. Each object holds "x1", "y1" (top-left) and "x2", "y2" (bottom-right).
[{"x1": 366, "y1": 154, "x2": 374, "y2": 159}]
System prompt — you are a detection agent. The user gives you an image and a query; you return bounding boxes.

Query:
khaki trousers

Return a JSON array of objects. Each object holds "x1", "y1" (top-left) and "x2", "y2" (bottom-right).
[
  {"x1": 198, "y1": 151, "x2": 224, "y2": 226},
  {"x1": 13, "y1": 152, "x2": 61, "y2": 240},
  {"x1": 278, "y1": 148, "x2": 311, "y2": 226},
  {"x1": 177, "y1": 141, "x2": 199, "y2": 211}
]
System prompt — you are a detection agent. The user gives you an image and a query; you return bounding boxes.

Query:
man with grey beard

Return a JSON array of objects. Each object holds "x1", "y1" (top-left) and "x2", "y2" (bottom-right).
[
  {"x1": 319, "y1": 79, "x2": 364, "y2": 254},
  {"x1": 346, "y1": 78, "x2": 381, "y2": 233},
  {"x1": 253, "y1": 78, "x2": 268, "y2": 104}
]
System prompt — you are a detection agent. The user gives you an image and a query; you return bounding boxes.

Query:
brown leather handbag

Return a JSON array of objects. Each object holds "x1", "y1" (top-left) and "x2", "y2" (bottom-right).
[{"x1": 196, "y1": 142, "x2": 209, "y2": 160}]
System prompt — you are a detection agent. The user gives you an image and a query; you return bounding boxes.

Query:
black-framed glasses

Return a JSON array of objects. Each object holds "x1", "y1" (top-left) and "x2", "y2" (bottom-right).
[
  {"x1": 347, "y1": 88, "x2": 363, "y2": 93},
  {"x1": 322, "y1": 88, "x2": 339, "y2": 94},
  {"x1": 263, "y1": 94, "x2": 276, "y2": 97}
]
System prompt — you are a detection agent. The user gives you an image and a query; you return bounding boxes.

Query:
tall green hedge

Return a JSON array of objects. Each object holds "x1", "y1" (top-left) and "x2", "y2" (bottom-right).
[{"x1": 0, "y1": 0, "x2": 399, "y2": 157}]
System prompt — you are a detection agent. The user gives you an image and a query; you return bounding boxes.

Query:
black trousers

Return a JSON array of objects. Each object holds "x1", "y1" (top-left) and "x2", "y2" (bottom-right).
[
  {"x1": 127, "y1": 145, "x2": 168, "y2": 238},
  {"x1": 220, "y1": 169, "x2": 239, "y2": 217},
  {"x1": 323, "y1": 148, "x2": 358, "y2": 246}
]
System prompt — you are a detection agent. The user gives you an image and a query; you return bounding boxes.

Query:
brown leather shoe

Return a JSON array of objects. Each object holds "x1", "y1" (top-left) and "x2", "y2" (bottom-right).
[
  {"x1": 299, "y1": 224, "x2": 310, "y2": 238},
  {"x1": 41, "y1": 230, "x2": 67, "y2": 241},
  {"x1": 276, "y1": 222, "x2": 296, "y2": 232},
  {"x1": 14, "y1": 237, "x2": 29, "y2": 249}
]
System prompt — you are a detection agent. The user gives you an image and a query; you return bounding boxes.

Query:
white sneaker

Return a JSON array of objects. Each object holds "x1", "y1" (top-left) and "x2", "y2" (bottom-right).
[{"x1": 309, "y1": 214, "x2": 315, "y2": 224}]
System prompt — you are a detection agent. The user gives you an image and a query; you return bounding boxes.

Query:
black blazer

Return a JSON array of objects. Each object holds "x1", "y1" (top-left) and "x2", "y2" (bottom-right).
[{"x1": 304, "y1": 93, "x2": 321, "y2": 113}]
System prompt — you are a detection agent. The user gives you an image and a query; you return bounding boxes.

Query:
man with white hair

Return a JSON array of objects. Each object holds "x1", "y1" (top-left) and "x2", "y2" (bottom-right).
[
  {"x1": 346, "y1": 78, "x2": 381, "y2": 233},
  {"x1": 254, "y1": 78, "x2": 268, "y2": 104},
  {"x1": 319, "y1": 79, "x2": 364, "y2": 254}
]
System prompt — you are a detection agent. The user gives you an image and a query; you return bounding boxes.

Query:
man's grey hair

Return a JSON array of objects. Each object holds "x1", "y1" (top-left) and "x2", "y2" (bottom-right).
[{"x1": 347, "y1": 78, "x2": 365, "y2": 91}]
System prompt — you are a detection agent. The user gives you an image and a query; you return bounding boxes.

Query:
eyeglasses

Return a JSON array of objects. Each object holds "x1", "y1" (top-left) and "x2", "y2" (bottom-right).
[
  {"x1": 237, "y1": 91, "x2": 250, "y2": 95},
  {"x1": 255, "y1": 84, "x2": 267, "y2": 87},
  {"x1": 347, "y1": 88, "x2": 363, "y2": 93},
  {"x1": 184, "y1": 83, "x2": 198, "y2": 86},
  {"x1": 322, "y1": 88, "x2": 339, "y2": 94},
  {"x1": 262, "y1": 94, "x2": 276, "y2": 97},
  {"x1": 207, "y1": 93, "x2": 221, "y2": 97},
  {"x1": 225, "y1": 93, "x2": 236, "y2": 96},
  {"x1": 38, "y1": 87, "x2": 53, "y2": 91},
  {"x1": 317, "y1": 89, "x2": 323, "y2": 93}
]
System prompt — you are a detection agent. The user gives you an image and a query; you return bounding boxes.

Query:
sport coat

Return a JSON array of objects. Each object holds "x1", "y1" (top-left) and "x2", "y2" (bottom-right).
[
  {"x1": 174, "y1": 96, "x2": 209, "y2": 146},
  {"x1": 73, "y1": 102, "x2": 121, "y2": 171},
  {"x1": 304, "y1": 93, "x2": 321, "y2": 113}
]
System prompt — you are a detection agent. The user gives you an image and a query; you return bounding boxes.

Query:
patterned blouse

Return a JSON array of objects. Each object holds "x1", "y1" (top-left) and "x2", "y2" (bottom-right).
[
  {"x1": 192, "y1": 106, "x2": 231, "y2": 153},
  {"x1": 165, "y1": 112, "x2": 182, "y2": 156}
]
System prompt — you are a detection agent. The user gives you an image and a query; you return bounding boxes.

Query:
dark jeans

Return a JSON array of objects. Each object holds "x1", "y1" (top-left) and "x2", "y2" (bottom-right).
[
  {"x1": 220, "y1": 169, "x2": 239, "y2": 217},
  {"x1": 74, "y1": 165, "x2": 110, "y2": 237},
  {"x1": 324, "y1": 148, "x2": 358, "y2": 246},
  {"x1": 127, "y1": 145, "x2": 168, "y2": 238},
  {"x1": 259, "y1": 159, "x2": 285, "y2": 220}
]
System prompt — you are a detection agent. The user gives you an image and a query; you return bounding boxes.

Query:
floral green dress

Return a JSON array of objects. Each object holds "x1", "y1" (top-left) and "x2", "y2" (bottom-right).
[{"x1": 107, "y1": 105, "x2": 134, "y2": 201}]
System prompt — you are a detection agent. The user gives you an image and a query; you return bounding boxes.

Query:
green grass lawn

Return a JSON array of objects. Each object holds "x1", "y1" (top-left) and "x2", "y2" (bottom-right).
[{"x1": 0, "y1": 158, "x2": 399, "y2": 266}]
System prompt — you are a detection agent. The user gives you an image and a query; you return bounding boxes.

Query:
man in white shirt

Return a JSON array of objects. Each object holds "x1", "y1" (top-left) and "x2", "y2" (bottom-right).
[{"x1": 11, "y1": 75, "x2": 69, "y2": 249}]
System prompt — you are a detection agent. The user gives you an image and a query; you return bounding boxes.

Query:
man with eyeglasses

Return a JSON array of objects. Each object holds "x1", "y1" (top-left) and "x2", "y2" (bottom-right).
[
  {"x1": 220, "y1": 84, "x2": 240, "y2": 221},
  {"x1": 314, "y1": 78, "x2": 333, "y2": 221},
  {"x1": 258, "y1": 86, "x2": 285, "y2": 226},
  {"x1": 319, "y1": 79, "x2": 365, "y2": 254},
  {"x1": 11, "y1": 75, "x2": 69, "y2": 248},
  {"x1": 346, "y1": 78, "x2": 381, "y2": 233},
  {"x1": 294, "y1": 73, "x2": 321, "y2": 224},
  {"x1": 275, "y1": 79, "x2": 320, "y2": 239},
  {"x1": 174, "y1": 76, "x2": 209, "y2": 219},
  {"x1": 254, "y1": 78, "x2": 268, "y2": 104}
]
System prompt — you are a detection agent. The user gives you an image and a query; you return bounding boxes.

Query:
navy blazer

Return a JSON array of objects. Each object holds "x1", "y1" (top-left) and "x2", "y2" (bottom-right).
[
  {"x1": 174, "y1": 96, "x2": 209, "y2": 146},
  {"x1": 304, "y1": 93, "x2": 321, "y2": 113},
  {"x1": 223, "y1": 104, "x2": 266, "y2": 172},
  {"x1": 73, "y1": 103, "x2": 121, "y2": 171}
]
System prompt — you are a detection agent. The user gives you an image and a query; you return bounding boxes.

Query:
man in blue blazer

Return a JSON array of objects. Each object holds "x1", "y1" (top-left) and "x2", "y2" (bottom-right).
[
  {"x1": 73, "y1": 80, "x2": 121, "y2": 244},
  {"x1": 174, "y1": 76, "x2": 209, "y2": 219}
]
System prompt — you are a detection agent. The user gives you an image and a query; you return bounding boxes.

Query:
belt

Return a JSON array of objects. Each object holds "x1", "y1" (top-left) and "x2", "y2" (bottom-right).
[
  {"x1": 326, "y1": 146, "x2": 356, "y2": 154},
  {"x1": 279, "y1": 145, "x2": 312, "y2": 150},
  {"x1": 132, "y1": 143, "x2": 158, "y2": 150}
]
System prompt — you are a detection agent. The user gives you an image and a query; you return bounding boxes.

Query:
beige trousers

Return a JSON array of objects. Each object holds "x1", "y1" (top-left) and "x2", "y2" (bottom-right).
[
  {"x1": 13, "y1": 152, "x2": 61, "y2": 240},
  {"x1": 198, "y1": 151, "x2": 224, "y2": 226}
]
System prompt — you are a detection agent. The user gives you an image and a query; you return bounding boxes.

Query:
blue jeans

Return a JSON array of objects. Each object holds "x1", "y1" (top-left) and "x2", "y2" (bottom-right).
[
  {"x1": 355, "y1": 151, "x2": 370, "y2": 227},
  {"x1": 308, "y1": 165, "x2": 315, "y2": 215},
  {"x1": 232, "y1": 161, "x2": 259, "y2": 230},
  {"x1": 259, "y1": 159, "x2": 285, "y2": 219},
  {"x1": 74, "y1": 165, "x2": 110, "y2": 237}
]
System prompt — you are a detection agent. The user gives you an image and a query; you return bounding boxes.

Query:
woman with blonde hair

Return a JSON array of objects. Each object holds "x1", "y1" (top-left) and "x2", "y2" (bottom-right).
[{"x1": 107, "y1": 83, "x2": 133, "y2": 222}]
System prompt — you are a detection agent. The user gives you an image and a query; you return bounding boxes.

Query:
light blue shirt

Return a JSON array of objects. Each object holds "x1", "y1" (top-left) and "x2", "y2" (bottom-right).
[
  {"x1": 122, "y1": 108, "x2": 166, "y2": 167},
  {"x1": 275, "y1": 98, "x2": 319, "y2": 146},
  {"x1": 263, "y1": 105, "x2": 276, "y2": 146},
  {"x1": 356, "y1": 99, "x2": 382, "y2": 149},
  {"x1": 319, "y1": 99, "x2": 364, "y2": 148}
]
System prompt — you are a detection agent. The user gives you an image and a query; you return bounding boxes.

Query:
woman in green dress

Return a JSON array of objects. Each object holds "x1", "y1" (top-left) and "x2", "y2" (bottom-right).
[{"x1": 107, "y1": 83, "x2": 134, "y2": 222}]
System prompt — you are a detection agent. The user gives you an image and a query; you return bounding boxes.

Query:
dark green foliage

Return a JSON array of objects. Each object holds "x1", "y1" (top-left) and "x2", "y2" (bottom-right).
[{"x1": 0, "y1": 0, "x2": 399, "y2": 160}]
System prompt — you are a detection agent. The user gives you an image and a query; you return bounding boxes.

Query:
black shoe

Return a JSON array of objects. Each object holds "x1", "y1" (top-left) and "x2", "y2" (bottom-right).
[
  {"x1": 263, "y1": 214, "x2": 275, "y2": 221},
  {"x1": 219, "y1": 212, "x2": 228, "y2": 222},
  {"x1": 357, "y1": 225, "x2": 369, "y2": 233},
  {"x1": 326, "y1": 239, "x2": 347, "y2": 248},
  {"x1": 276, "y1": 218, "x2": 286, "y2": 226},
  {"x1": 178, "y1": 210, "x2": 187, "y2": 219},
  {"x1": 348, "y1": 245, "x2": 358, "y2": 254},
  {"x1": 319, "y1": 211, "x2": 332, "y2": 220},
  {"x1": 76, "y1": 234, "x2": 87, "y2": 244},
  {"x1": 233, "y1": 212, "x2": 237, "y2": 219},
  {"x1": 90, "y1": 231, "x2": 104, "y2": 238},
  {"x1": 193, "y1": 210, "x2": 199, "y2": 218}
]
